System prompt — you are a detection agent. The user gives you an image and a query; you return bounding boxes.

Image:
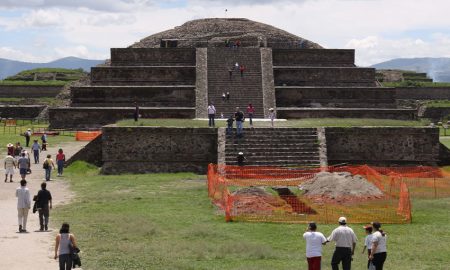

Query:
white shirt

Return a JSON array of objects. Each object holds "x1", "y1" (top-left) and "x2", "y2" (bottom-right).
[
  {"x1": 4, "y1": 155, "x2": 16, "y2": 169},
  {"x1": 303, "y1": 231, "x2": 327, "y2": 257},
  {"x1": 371, "y1": 231, "x2": 387, "y2": 253},
  {"x1": 207, "y1": 105, "x2": 216, "y2": 114},
  {"x1": 16, "y1": 186, "x2": 31, "y2": 209},
  {"x1": 328, "y1": 225, "x2": 358, "y2": 248},
  {"x1": 364, "y1": 234, "x2": 373, "y2": 248}
]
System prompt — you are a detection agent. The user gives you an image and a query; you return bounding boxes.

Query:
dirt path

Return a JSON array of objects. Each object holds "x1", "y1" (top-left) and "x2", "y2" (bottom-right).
[{"x1": 0, "y1": 140, "x2": 87, "y2": 270}]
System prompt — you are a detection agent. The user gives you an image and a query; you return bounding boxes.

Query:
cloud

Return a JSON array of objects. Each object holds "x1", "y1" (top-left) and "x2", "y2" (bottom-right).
[
  {"x1": 0, "y1": 46, "x2": 52, "y2": 62},
  {"x1": 54, "y1": 45, "x2": 107, "y2": 59}
]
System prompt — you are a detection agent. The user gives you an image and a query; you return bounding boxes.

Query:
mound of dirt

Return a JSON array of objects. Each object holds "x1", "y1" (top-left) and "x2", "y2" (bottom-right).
[
  {"x1": 299, "y1": 172, "x2": 383, "y2": 202},
  {"x1": 232, "y1": 187, "x2": 293, "y2": 214}
]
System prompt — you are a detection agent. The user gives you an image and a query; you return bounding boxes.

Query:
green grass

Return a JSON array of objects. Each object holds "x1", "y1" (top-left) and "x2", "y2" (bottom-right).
[
  {"x1": 425, "y1": 100, "x2": 450, "y2": 108},
  {"x1": 0, "y1": 97, "x2": 64, "y2": 106},
  {"x1": 14, "y1": 68, "x2": 85, "y2": 76},
  {"x1": 381, "y1": 81, "x2": 450, "y2": 88},
  {"x1": 441, "y1": 137, "x2": 450, "y2": 149},
  {"x1": 117, "y1": 118, "x2": 430, "y2": 128},
  {"x1": 0, "y1": 80, "x2": 67, "y2": 86},
  {"x1": 53, "y1": 162, "x2": 450, "y2": 270}
]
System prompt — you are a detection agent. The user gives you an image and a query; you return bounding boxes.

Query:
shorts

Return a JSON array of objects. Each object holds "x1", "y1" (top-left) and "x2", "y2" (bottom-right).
[
  {"x1": 5, "y1": 167, "x2": 14, "y2": 175},
  {"x1": 20, "y1": 168, "x2": 27, "y2": 175}
]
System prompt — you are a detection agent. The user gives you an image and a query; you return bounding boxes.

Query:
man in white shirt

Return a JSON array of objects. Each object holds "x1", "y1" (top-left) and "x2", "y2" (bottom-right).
[
  {"x1": 327, "y1": 217, "x2": 357, "y2": 270},
  {"x1": 207, "y1": 103, "x2": 216, "y2": 127},
  {"x1": 4, "y1": 154, "x2": 16, "y2": 182},
  {"x1": 16, "y1": 180, "x2": 31, "y2": 232},
  {"x1": 303, "y1": 222, "x2": 327, "y2": 270}
]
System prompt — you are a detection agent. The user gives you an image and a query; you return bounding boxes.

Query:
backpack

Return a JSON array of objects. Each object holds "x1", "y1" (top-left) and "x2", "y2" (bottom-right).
[{"x1": 43, "y1": 160, "x2": 49, "y2": 169}]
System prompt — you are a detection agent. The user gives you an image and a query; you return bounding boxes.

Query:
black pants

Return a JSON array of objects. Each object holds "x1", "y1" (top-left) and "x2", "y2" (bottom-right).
[
  {"x1": 59, "y1": 254, "x2": 72, "y2": 270},
  {"x1": 331, "y1": 247, "x2": 352, "y2": 270},
  {"x1": 25, "y1": 136, "x2": 30, "y2": 147},
  {"x1": 372, "y1": 252, "x2": 387, "y2": 270},
  {"x1": 208, "y1": 114, "x2": 215, "y2": 127},
  {"x1": 38, "y1": 207, "x2": 49, "y2": 228}
]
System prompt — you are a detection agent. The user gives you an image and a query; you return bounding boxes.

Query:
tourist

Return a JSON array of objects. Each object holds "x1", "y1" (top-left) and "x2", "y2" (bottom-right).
[
  {"x1": 207, "y1": 103, "x2": 216, "y2": 127},
  {"x1": 24, "y1": 128, "x2": 32, "y2": 147},
  {"x1": 222, "y1": 92, "x2": 226, "y2": 102},
  {"x1": 235, "y1": 62, "x2": 239, "y2": 71},
  {"x1": 4, "y1": 153, "x2": 17, "y2": 182},
  {"x1": 234, "y1": 107, "x2": 245, "y2": 138},
  {"x1": 228, "y1": 67, "x2": 233, "y2": 80},
  {"x1": 31, "y1": 139, "x2": 41, "y2": 164},
  {"x1": 18, "y1": 152, "x2": 29, "y2": 180},
  {"x1": 246, "y1": 104, "x2": 255, "y2": 127},
  {"x1": 43, "y1": 154, "x2": 56, "y2": 181},
  {"x1": 327, "y1": 217, "x2": 357, "y2": 270},
  {"x1": 268, "y1": 108, "x2": 275, "y2": 127},
  {"x1": 369, "y1": 222, "x2": 387, "y2": 270},
  {"x1": 54, "y1": 222, "x2": 78, "y2": 270},
  {"x1": 226, "y1": 91, "x2": 230, "y2": 101},
  {"x1": 7, "y1": 143, "x2": 15, "y2": 156},
  {"x1": 303, "y1": 222, "x2": 327, "y2": 270},
  {"x1": 237, "y1": 152, "x2": 246, "y2": 166},
  {"x1": 240, "y1": 64, "x2": 245, "y2": 77},
  {"x1": 16, "y1": 179, "x2": 31, "y2": 233},
  {"x1": 56, "y1": 148, "x2": 66, "y2": 176},
  {"x1": 36, "y1": 182, "x2": 52, "y2": 231},
  {"x1": 41, "y1": 132, "x2": 48, "y2": 151},
  {"x1": 236, "y1": 40, "x2": 241, "y2": 48},
  {"x1": 362, "y1": 225, "x2": 373, "y2": 269},
  {"x1": 14, "y1": 142, "x2": 23, "y2": 159},
  {"x1": 133, "y1": 102, "x2": 140, "y2": 122},
  {"x1": 226, "y1": 115, "x2": 234, "y2": 136}
]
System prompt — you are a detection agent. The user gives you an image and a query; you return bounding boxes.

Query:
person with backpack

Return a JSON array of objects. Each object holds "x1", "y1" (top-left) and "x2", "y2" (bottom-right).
[
  {"x1": 56, "y1": 148, "x2": 66, "y2": 177},
  {"x1": 36, "y1": 182, "x2": 52, "y2": 231},
  {"x1": 43, "y1": 154, "x2": 55, "y2": 181}
]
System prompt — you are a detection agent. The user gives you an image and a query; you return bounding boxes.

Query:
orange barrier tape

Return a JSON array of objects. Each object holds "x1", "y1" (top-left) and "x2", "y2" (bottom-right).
[{"x1": 75, "y1": 131, "x2": 101, "y2": 141}]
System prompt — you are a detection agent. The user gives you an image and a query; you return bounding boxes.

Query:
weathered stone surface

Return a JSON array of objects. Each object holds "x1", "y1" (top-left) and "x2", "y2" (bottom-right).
[
  {"x1": 0, "y1": 85, "x2": 62, "y2": 98},
  {"x1": 273, "y1": 49, "x2": 355, "y2": 67},
  {"x1": 261, "y1": 48, "x2": 276, "y2": 117},
  {"x1": 396, "y1": 87, "x2": 450, "y2": 100},
  {"x1": 101, "y1": 126, "x2": 218, "y2": 174},
  {"x1": 195, "y1": 48, "x2": 208, "y2": 118},
  {"x1": 276, "y1": 87, "x2": 396, "y2": 108},
  {"x1": 110, "y1": 48, "x2": 196, "y2": 66},
  {"x1": 0, "y1": 105, "x2": 45, "y2": 119},
  {"x1": 274, "y1": 67, "x2": 376, "y2": 87},
  {"x1": 325, "y1": 127, "x2": 440, "y2": 165},
  {"x1": 422, "y1": 107, "x2": 450, "y2": 121},
  {"x1": 277, "y1": 108, "x2": 417, "y2": 120},
  {"x1": 49, "y1": 107, "x2": 195, "y2": 129},
  {"x1": 71, "y1": 86, "x2": 195, "y2": 107},
  {"x1": 65, "y1": 135, "x2": 102, "y2": 167},
  {"x1": 91, "y1": 66, "x2": 196, "y2": 86}
]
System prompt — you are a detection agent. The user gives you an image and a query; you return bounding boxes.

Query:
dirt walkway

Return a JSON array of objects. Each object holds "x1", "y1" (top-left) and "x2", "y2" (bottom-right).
[{"x1": 0, "y1": 140, "x2": 87, "y2": 270}]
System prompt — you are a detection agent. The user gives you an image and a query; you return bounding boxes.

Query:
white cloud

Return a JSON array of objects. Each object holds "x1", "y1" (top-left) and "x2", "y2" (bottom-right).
[
  {"x1": 0, "y1": 46, "x2": 52, "y2": 62},
  {"x1": 54, "y1": 45, "x2": 107, "y2": 59},
  {"x1": 23, "y1": 9, "x2": 62, "y2": 27}
]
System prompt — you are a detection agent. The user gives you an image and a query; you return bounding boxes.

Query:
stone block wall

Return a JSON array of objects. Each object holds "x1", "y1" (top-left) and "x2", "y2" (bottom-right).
[
  {"x1": 277, "y1": 108, "x2": 417, "y2": 120},
  {"x1": 396, "y1": 87, "x2": 450, "y2": 100},
  {"x1": 65, "y1": 135, "x2": 103, "y2": 167},
  {"x1": 0, "y1": 85, "x2": 62, "y2": 98},
  {"x1": 422, "y1": 107, "x2": 450, "y2": 121},
  {"x1": 110, "y1": 48, "x2": 196, "y2": 66},
  {"x1": 272, "y1": 49, "x2": 355, "y2": 67},
  {"x1": 90, "y1": 66, "x2": 196, "y2": 86},
  {"x1": 71, "y1": 86, "x2": 195, "y2": 107},
  {"x1": 325, "y1": 127, "x2": 440, "y2": 165},
  {"x1": 273, "y1": 67, "x2": 376, "y2": 86},
  {"x1": 0, "y1": 105, "x2": 45, "y2": 119},
  {"x1": 101, "y1": 126, "x2": 218, "y2": 174}
]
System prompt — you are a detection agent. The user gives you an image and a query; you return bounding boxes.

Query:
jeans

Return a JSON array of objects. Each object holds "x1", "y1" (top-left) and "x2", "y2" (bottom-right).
[
  {"x1": 33, "y1": 150, "x2": 39, "y2": 163},
  {"x1": 57, "y1": 160, "x2": 64, "y2": 175},
  {"x1": 372, "y1": 252, "x2": 387, "y2": 270},
  {"x1": 331, "y1": 247, "x2": 352, "y2": 270},
  {"x1": 226, "y1": 125, "x2": 233, "y2": 135},
  {"x1": 236, "y1": 121, "x2": 243, "y2": 137},
  {"x1": 45, "y1": 167, "x2": 52, "y2": 181},
  {"x1": 208, "y1": 114, "x2": 215, "y2": 127},
  {"x1": 59, "y1": 254, "x2": 72, "y2": 270},
  {"x1": 38, "y1": 207, "x2": 49, "y2": 228},
  {"x1": 248, "y1": 113, "x2": 253, "y2": 126}
]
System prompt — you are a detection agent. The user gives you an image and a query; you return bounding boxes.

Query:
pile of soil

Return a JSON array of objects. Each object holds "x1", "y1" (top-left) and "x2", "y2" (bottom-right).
[
  {"x1": 232, "y1": 187, "x2": 293, "y2": 214},
  {"x1": 299, "y1": 172, "x2": 384, "y2": 203}
]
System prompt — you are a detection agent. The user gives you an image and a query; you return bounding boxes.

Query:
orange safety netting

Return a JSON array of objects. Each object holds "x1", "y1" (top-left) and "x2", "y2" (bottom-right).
[
  {"x1": 208, "y1": 164, "x2": 450, "y2": 224},
  {"x1": 75, "y1": 131, "x2": 102, "y2": 141}
]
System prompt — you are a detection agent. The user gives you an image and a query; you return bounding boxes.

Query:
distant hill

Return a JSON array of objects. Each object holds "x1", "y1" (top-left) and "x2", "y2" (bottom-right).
[
  {"x1": 371, "y1": 57, "x2": 450, "y2": 82},
  {"x1": 0, "y1": 57, "x2": 105, "y2": 80}
]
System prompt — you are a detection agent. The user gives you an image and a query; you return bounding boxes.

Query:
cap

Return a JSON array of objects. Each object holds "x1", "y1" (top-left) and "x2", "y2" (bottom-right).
[
  {"x1": 338, "y1": 217, "x2": 347, "y2": 224},
  {"x1": 27, "y1": 128, "x2": 31, "y2": 131},
  {"x1": 308, "y1": 222, "x2": 317, "y2": 230},
  {"x1": 7, "y1": 143, "x2": 13, "y2": 147},
  {"x1": 371, "y1": 221, "x2": 381, "y2": 229},
  {"x1": 238, "y1": 152, "x2": 244, "y2": 155}
]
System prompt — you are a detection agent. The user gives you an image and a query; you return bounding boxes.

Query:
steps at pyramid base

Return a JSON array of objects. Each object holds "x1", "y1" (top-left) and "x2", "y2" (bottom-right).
[
  {"x1": 277, "y1": 107, "x2": 417, "y2": 120},
  {"x1": 49, "y1": 107, "x2": 195, "y2": 129}
]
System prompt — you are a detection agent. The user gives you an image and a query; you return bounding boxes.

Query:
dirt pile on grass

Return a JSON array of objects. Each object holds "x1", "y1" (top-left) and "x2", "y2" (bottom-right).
[
  {"x1": 232, "y1": 187, "x2": 293, "y2": 214},
  {"x1": 299, "y1": 172, "x2": 383, "y2": 203}
]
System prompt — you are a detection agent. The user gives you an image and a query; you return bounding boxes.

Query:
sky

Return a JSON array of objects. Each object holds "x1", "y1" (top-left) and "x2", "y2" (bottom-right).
[{"x1": 0, "y1": 0, "x2": 450, "y2": 66}]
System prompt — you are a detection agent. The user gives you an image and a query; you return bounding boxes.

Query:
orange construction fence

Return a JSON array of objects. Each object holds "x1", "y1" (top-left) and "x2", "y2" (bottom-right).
[
  {"x1": 208, "y1": 164, "x2": 450, "y2": 224},
  {"x1": 75, "y1": 131, "x2": 102, "y2": 141}
]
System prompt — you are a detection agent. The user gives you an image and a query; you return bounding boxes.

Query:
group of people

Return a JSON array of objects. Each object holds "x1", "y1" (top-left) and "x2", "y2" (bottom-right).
[
  {"x1": 303, "y1": 217, "x2": 387, "y2": 270},
  {"x1": 228, "y1": 62, "x2": 246, "y2": 79}
]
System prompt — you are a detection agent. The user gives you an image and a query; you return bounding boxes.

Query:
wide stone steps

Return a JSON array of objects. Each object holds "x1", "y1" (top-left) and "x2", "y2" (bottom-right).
[
  {"x1": 225, "y1": 160, "x2": 321, "y2": 166},
  {"x1": 277, "y1": 107, "x2": 417, "y2": 120}
]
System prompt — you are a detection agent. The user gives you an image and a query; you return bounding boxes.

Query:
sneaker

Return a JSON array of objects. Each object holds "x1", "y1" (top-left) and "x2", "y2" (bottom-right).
[
  {"x1": 19, "y1": 225, "x2": 22, "y2": 232},
  {"x1": 44, "y1": 225, "x2": 48, "y2": 231},
  {"x1": 40, "y1": 226, "x2": 44, "y2": 231},
  {"x1": 10, "y1": 180, "x2": 13, "y2": 183}
]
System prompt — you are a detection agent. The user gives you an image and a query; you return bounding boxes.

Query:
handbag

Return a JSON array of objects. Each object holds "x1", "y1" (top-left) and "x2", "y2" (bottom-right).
[
  {"x1": 368, "y1": 261, "x2": 376, "y2": 270},
  {"x1": 32, "y1": 195, "x2": 38, "y2": 213}
]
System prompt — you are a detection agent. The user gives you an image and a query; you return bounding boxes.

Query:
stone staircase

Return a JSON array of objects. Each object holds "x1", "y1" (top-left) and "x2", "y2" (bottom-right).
[
  {"x1": 224, "y1": 128, "x2": 321, "y2": 167},
  {"x1": 207, "y1": 47, "x2": 265, "y2": 118}
]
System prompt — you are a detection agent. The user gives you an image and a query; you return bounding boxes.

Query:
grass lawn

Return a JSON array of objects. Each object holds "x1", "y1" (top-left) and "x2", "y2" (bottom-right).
[
  {"x1": 117, "y1": 118, "x2": 430, "y2": 128},
  {"x1": 53, "y1": 162, "x2": 450, "y2": 270},
  {"x1": 381, "y1": 81, "x2": 450, "y2": 88},
  {"x1": 441, "y1": 137, "x2": 450, "y2": 149},
  {"x1": 0, "y1": 80, "x2": 67, "y2": 86}
]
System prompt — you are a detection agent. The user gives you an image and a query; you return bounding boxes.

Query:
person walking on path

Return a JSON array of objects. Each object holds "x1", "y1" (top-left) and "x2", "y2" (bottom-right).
[
  {"x1": 54, "y1": 222, "x2": 78, "y2": 270},
  {"x1": 362, "y1": 225, "x2": 374, "y2": 269},
  {"x1": 7, "y1": 143, "x2": 15, "y2": 156},
  {"x1": 226, "y1": 91, "x2": 230, "y2": 101},
  {"x1": 303, "y1": 222, "x2": 327, "y2": 270},
  {"x1": 234, "y1": 107, "x2": 245, "y2": 138},
  {"x1": 234, "y1": 62, "x2": 239, "y2": 71},
  {"x1": 207, "y1": 103, "x2": 216, "y2": 127},
  {"x1": 36, "y1": 182, "x2": 52, "y2": 231},
  {"x1": 246, "y1": 104, "x2": 255, "y2": 127},
  {"x1": 327, "y1": 217, "x2": 357, "y2": 270},
  {"x1": 56, "y1": 149, "x2": 66, "y2": 177},
  {"x1": 18, "y1": 152, "x2": 29, "y2": 180},
  {"x1": 31, "y1": 139, "x2": 41, "y2": 164},
  {"x1": 240, "y1": 64, "x2": 245, "y2": 77},
  {"x1": 133, "y1": 102, "x2": 140, "y2": 122},
  {"x1": 43, "y1": 154, "x2": 55, "y2": 181},
  {"x1": 16, "y1": 179, "x2": 31, "y2": 233},
  {"x1": 369, "y1": 222, "x2": 387, "y2": 270},
  {"x1": 41, "y1": 133, "x2": 47, "y2": 150},
  {"x1": 4, "y1": 153, "x2": 17, "y2": 182},
  {"x1": 226, "y1": 115, "x2": 234, "y2": 136},
  {"x1": 24, "y1": 128, "x2": 32, "y2": 147},
  {"x1": 222, "y1": 92, "x2": 226, "y2": 102},
  {"x1": 14, "y1": 142, "x2": 23, "y2": 159},
  {"x1": 268, "y1": 108, "x2": 276, "y2": 127}
]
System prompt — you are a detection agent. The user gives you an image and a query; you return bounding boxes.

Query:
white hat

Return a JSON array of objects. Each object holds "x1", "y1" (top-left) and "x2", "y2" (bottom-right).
[
  {"x1": 269, "y1": 108, "x2": 274, "y2": 111},
  {"x1": 338, "y1": 217, "x2": 347, "y2": 224},
  {"x1": 27, "y1": 128, "x2": 31, "y2": 131},
  {"x1": 238, "y1": 152, "x2": 243, "y2": 155},
  {"x1": 7, "y1": 143, "x2": 13, "y2": 147}
]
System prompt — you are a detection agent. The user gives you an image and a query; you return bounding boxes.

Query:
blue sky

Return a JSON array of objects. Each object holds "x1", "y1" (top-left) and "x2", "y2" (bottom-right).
[{"x1": 0, "y1": 0, "x2": 449, "y2": 66}]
